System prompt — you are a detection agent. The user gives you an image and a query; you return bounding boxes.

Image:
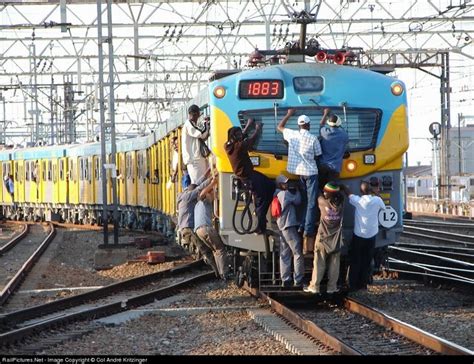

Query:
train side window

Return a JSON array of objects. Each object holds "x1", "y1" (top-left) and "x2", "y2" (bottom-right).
[
  {"x1": 59, "y1": 160, "x2": 64, "y2": 181},
  {"x1": 48, "y1": 161, "x2": 52, "y2": 181},
  {"x1": 42, "y1": 161, "x2": 46, "y2": 181},
  {"x1": 14, "y1": 162, "x2": 18, "y2": 181},
  {"x1": 84, "y1": 158, "x2": 89, "y2": 181},
  {"x1": 95, "y1": 158, "x2": 99, "y2": 180},
  {"x1": 53, "y1": 163, "x2": 57, "y2": 183},
  {"x1": 69, "y1": 160, "x2": 75, "y2": 181},
  {"x1": 25, "y1": 162, "x2": 30, "y2": 181}
]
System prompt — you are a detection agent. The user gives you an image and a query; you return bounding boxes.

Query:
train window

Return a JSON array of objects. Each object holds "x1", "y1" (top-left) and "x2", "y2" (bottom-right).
[
  {"x1": 42, "y1": 161, "x2": 46, "y2": 181},
  {"x1": 48, "y1": 161, "x2": 52, "y2": 181},
  {"x1": 84, "y1": 159, "x2": 89, "y2": 181},
  {"x1": 53, "y1": 164, "x2": 57, "y2": 183},
  {"x1": 126, "y1": 154, "x2": 131, "y2": 179},
  {"x1": 238, "y1": 107, "x2": 381, "y2": 155},
  {"x1": 59, "y1": 160, "x2": 64, "y2": 180},
  {"x1": 69, "y1": 160, "x2": 75, "y2": 181},
  {"x1": 95, "y1": 158, "x2": 99, "y2": 180},
  {"x1": 14, "y1": 163, "x2": 18, "y2": 181},
  {"x1": 293, "y1": 77, "x2": 324, "y2": 93},
  {"x1": 25, "y1": 162, "x2": 30, "y2": 181},
  {"x1": 239, "y1": 80, "x2": 284, "y2": 99}
]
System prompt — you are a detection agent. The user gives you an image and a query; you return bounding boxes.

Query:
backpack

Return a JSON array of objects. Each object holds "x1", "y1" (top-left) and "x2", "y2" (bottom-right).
[{"x1": 271, "y1": 196, "x2": 282, "y2": 218}]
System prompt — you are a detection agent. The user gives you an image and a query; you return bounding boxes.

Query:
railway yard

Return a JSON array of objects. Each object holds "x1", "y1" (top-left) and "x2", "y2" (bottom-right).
[{"x1": 0, "y1": 216, "x2": 472, "y2": 356}]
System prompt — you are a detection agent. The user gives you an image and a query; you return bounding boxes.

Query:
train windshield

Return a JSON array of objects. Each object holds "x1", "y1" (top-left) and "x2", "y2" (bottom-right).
[{"x1": 238, "y1": 107, "x2": 381, "y2": 155}]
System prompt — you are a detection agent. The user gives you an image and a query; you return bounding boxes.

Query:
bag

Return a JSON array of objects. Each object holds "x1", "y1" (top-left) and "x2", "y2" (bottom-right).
[
  {"x1": 271, "y1": 196, "x2": 282, "y2": 218},
  {"x1": 199, "y1": 139, "x2": 211, "y2": 158}
]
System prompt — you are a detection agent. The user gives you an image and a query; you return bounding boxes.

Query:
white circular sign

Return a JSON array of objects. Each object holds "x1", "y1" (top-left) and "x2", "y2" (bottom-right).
[{"x1": 378, "y1": 206, "x2": 398, "y2": 228}]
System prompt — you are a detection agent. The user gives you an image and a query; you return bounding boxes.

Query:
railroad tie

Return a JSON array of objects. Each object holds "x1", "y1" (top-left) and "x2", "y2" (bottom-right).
[{"x1": 248, "y1": 308, "x2": 331, "y2": 355}]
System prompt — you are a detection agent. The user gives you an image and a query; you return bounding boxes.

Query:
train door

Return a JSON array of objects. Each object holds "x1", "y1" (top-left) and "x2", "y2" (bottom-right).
[
  {"x1": 117, "y1": 153, "x2": 126, "y2": 205},
  {"x1": 137, "y1": 150, "x2": 147, "y2": 207},
  {"x1": 43, "y1": 159, "x2": 53, "y2": 203},
  {"x1": 52, "y1": 159, "x2": 59, "y2": 204},
  {"x1": 149, "y1": 145, "x2": 158, "y2": 209},
  {"x1": 2, "y1": 161, "x2": 12, "y2": 204},
  {"x1": 125, "y1": 151, "x2": 137, "y2": 206},
  {"x1": 28, "y1": 160, "x2": 40, "y2": 203},
  {"x1": 69, "y1": 158, "x2": 79, "y2": 205},
  {"x1": 24, "y1": 160, "x2": 30, "y2": 203},
  {"x1": 14, "y1": 160, "x2": 25, "y2": 203},
  {"x1": 58, "y1": 158, "x2": 68, "y2": 204},
  {"x1": 93, "y1": 155, "x2": 102, "y2": 205},
  {"x1": 107, "y1": 154, "x2": 113, "y2": 205}
]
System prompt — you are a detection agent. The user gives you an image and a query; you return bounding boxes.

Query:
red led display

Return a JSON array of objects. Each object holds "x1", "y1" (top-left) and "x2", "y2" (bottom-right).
[{"x1": 239, "y1": 80, "x2": 284, "y2": 99}]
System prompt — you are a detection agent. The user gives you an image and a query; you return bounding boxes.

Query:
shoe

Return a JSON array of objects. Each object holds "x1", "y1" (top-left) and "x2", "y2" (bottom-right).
[
  {"x1": 281, "y1": 280, "x2": 292, "y2": 288},
  {"x1": 327, "y1": 288, "x2": 340, "y2": 294},
  {"x1": 303, "y1": 285, "x2": 319, "y2": 294},
  {"x1": 293, "y1": 281, "x2": 303, "y2": 289}
]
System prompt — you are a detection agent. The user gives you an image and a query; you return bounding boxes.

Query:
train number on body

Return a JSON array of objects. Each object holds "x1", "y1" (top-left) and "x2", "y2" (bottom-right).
[{"x1": 378, "y1": 206, "x2": 398, "y2": 228}]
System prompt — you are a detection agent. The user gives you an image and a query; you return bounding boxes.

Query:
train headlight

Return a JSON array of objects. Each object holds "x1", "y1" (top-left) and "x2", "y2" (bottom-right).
[
  {"x1": 391, "y1": 82, "x2": 404, "y2": 96},
  {"x1": 346, "y1": 160, "x2": 357, "y2": 172},
  {"x1": 363, "y1": 154, "x2": 376, "y2": 165},
  {"x1": 250, "y1": 156, "x2": 260, "y2": 166},
  {"x1": 213, "y1": 86, "x2": 226, "y2": 98}
]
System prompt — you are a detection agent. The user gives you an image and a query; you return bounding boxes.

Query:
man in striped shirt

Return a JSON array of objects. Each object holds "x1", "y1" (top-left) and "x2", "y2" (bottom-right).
[{"x1": 277, "y1": 108, "x2": 322, "y2": 252}]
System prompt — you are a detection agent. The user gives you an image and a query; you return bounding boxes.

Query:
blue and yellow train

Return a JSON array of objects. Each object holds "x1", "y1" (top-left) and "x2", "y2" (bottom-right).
[{"x1": 0, "y1": 59, "x2": 408, "y2": 288}]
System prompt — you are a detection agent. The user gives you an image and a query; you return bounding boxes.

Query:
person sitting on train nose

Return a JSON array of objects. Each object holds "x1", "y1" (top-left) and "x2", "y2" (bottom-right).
[
  {"x1": 304, "y1": 182, "x2": 345, "y2": 295},
  {"x1": 182, "y1": 104, "x2": 210, "y2": 184},
  {"x1": 177, "y1": 171, "x2": 219, "y2": 276},
  {"x1": 224, "y1": 118, "x2": 275, "y2": 235},
  {"x1": 274, "y1": 174, "x2": 305, "y2": 288},
  {"x1": 318, "y1": 108, "x2": 349, "y2": 190},
  {"x1": 277, "y1": 108, "x2": 322, "y2": 254},
  {"x1": 194, "y1": 175, "x2": 230, "y2": 280},
  {"x1": 341, "y1": 181, "x2": 386, "y2": 292}
]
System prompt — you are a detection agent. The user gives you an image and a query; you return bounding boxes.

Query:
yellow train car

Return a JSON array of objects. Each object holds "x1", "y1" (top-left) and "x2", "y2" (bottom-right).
[{"x1": 13, "y1": 160, "x2": 25, "y2": 203}]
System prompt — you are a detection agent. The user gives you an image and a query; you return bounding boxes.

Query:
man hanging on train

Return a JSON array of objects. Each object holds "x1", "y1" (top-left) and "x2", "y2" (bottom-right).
[
  {"x1": 277, "y1": 109, "x2": 322, "y2": 253},
  {"x1": 225, "y1": 118, "x2": 275, "y2": 235},
  {"x1": 181, "y1": 104, "x2": 210, "y2": 184},
  {"x1": 318, "y1": 108, "x2": 349, "y2": 190}
]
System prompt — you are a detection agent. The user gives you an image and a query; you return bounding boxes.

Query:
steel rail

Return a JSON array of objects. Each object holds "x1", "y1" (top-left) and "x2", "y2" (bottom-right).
[
  {"x1": 0, "y1": 259, "x2": 205, "y2": 328},
  {"x1": 0, "y1": 223, "x2": 28, "y2": 255},
  {"x1": 0, "y1": 223, "x2": 56, "y2": 306},
  {"x1": 385, "y1": 266, "x2": 474, "y2": 285},
  {"x1": 244, "y1": 284, "x2": 362, "y2": 355},
  {"x1": 0, "y1": 270, "x2": 214, "y2": 347},
  {"x1": 396, "y1": 242, "x2": 474, "y2": 254},
  {"x1": 403, "y1": 220, "x2": 474, "y2": 229},
  {"x1": 344, "y1": 298, "x2": 473, "y2": 355},
  {"x1": 388, "y1": 257, "x2": 474, "y2": 283},
  {"x1": 402, "y1": 227, "x2": 474, "y2": 245},
  {"x1": 389, "y1": 246, "x2": 474, "y2": 268}
]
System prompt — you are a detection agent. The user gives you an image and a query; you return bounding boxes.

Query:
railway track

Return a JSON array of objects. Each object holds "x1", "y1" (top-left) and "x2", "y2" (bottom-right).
[
  {"x1": 0, "y1": 223, "x2": 55, "y2": 306},
  {"x1": 0, "y1": 260, "x2": 214, "y2": 351},
  {"x1": 249, "y1": 287, "x2": 473, "y2": 356}
]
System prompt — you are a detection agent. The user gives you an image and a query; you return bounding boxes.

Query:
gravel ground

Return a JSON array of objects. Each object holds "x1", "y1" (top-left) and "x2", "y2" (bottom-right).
[
  {"x1": 350, "y1": 279, "x2": 473, "y2": 350},
  {"x1": 38, "y1": 279, "x2": 292, "y2": 356}
]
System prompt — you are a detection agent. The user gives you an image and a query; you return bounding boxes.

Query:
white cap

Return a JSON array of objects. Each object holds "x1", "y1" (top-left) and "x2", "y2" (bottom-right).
[
  {"x1": 275, "y1": 174, "x2": 289, "y2": 185},
  {"x1": 327, "y1": 114, "x2": 342, "y2": 127},
  {"x1": 297, "y1": 115, "x2": 310, "y2": 125}
]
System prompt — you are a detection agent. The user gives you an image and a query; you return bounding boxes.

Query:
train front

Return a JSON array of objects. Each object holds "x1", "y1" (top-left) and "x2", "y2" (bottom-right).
[{"x1": 208, "y1": 62, "x2": 409, "y2": 253}]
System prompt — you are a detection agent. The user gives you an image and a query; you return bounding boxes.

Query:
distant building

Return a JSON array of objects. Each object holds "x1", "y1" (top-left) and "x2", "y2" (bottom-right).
[
  {"x1": 448, "y1": 124, "x2": 474, "y2": 175},
  {"x1": 404, "y1": 165, "x2": 474, "y2": 202}
]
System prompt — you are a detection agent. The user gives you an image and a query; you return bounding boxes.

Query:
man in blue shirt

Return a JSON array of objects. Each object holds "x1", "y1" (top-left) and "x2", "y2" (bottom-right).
[{"x1": 318, "y1": 108, "x2": 349, "y2": 190}]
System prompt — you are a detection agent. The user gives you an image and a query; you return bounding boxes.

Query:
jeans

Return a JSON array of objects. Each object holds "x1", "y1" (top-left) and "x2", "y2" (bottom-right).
[
  {"x1": 196, "y1": 225, "x2": 228, "y2": 277},
  {"x1": 249, "y1": 170, "x2": 275, "y2": 232},
  {"x1": 299, "y1": 174, "x2": 318, "y2": 236},
  {"x1": 280, "y1": 227, "x2": 305, "y2": 285},
  {"x1": 348, "y1": 234, "x2": 376, "y2": 290}
]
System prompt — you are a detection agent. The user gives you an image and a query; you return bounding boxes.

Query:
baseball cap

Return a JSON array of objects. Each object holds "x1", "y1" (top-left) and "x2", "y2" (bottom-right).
[
  {"x1": 275, "y1": 174, "x2": 289, "y2": 185},
  {"x1": 327, "y1": 114, "x2": 342, "y2": 127},
  {"x1": 297, "y1": 115, "x2": 311, "y2": 125}
]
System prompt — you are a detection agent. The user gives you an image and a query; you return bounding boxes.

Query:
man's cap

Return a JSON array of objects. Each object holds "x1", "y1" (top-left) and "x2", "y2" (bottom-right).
[
  {"x1": 275, "y1": 174, "x2": 289, "y2": 185},
  {"x1": 297, "y1": 115, "x2": 311, "y2": 125},
  {"x1": 327, "y1": 114, "x2": 342, "y2": 127},
  {"x1": 324, "y1": 182, "x2": 340, "y2": 193},
  {"x1": 188, "y1": 104, "x2": 200, "y2": 114}
]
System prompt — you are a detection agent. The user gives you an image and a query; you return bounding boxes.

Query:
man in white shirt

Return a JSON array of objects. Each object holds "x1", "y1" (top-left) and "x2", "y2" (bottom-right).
[
  {"x1": 182, "y1": 104, "x2": 210, "y2": 184},
  {"x1": 342, "y1": 181, "x2": 386, "y2": 291},
  {"x1": 277, "y1": 108, "x2": 322, "y2": 253}
]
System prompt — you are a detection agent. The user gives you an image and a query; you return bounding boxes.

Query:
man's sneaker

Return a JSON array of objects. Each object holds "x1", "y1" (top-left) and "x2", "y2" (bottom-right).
[
  {"x1": 327, "y1": 288, "x2": 340, "y2": 294},
  {"x1": 293, "y1": 281, "x2": 303, "y2": 289},
  {"x1": 303, "y1": 285, "x2": 318, "y2": 294},
  {"x1": 281, "y1": 280, "x2": 292, "y2": 288}
]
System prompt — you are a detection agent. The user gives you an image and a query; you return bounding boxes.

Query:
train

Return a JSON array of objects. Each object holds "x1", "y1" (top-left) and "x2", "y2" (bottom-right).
[{"x1": 0, "y1": 58, "x2": 408, "y2": 290}]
